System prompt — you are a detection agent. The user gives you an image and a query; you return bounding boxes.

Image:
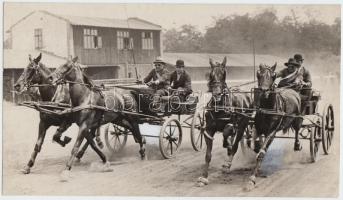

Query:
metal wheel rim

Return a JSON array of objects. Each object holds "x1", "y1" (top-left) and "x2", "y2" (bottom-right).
[
  {"x1": 310, "y1": 126, "x2": 320, "y2": 162},
  {"x1": 191, "y1": 110, "x2": 205, "y2": 151},
  {"x1": 104, "y1": 123, "x2": 129, "y2": 153},
  {"x1": 159, "y1": 119, "x2": 182, "y2": 159},
  {"x1": 322, "y1": 104, "x2": 334, "y2": 154}
]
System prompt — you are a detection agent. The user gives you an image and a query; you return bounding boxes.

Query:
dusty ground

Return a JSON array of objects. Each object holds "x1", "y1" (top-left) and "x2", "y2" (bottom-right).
[{"x1": 2, "y1": 77, "x2": 340, "y2": 197}]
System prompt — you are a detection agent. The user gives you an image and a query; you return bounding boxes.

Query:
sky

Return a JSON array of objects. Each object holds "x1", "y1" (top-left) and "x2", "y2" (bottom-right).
[{"x1": 4, "y1": 2, "x2": 341, "y2": 33}]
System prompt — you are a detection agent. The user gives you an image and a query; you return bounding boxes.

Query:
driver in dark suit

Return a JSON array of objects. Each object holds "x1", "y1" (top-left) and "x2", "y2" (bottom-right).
[{"x1": 169, "y1": 59, "x2": 192, "y2": 99}]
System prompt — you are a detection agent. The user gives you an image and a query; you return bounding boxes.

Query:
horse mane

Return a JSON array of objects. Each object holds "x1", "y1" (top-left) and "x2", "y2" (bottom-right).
[{"x1": 38, "y1": 62, "x2": 53, "y2": 77}]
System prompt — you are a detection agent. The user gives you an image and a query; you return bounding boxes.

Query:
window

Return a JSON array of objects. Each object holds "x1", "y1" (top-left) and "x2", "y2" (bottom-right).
[
  {"x1": 117, "y1": 31, "x2": 133, "y2": 50},
  {"x1": 83, "y1": 28, "x2": 102, "y2": 49},
  {"x1": 34, "y1": 29, "x2": 43, "y2": 49},
  {"x1": 142, "y1": 31, "x2": 153, "y2": 50}
]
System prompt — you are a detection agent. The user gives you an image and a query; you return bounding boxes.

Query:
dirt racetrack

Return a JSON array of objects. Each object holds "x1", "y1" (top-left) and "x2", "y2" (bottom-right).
[{"x1": 2, "y1": 77, "x2": 340, "y2": 197}]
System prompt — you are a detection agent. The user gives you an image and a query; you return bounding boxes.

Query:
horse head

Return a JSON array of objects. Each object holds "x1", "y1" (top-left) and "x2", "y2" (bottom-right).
[
  {"x1": 49, "y1": 56, "x2": 81, "y2": 84},
  {"x1": 207, "y1": 57, "x2": 228, "y2": 101},
  {"x1": 256, "y1": 62, "x2": 277, "y2": 91},
  {"x1": 14, "y1": 53, "x2": 43, "y2": 92}
]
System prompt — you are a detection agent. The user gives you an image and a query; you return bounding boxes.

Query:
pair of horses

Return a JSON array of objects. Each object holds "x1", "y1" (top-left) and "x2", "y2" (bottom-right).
[
  {"x1": 14, "y1": 54, "x2": 146, "y2": 180},
  {"x1": 198, "y1": 57, "x2": 302, "y2": 190}
]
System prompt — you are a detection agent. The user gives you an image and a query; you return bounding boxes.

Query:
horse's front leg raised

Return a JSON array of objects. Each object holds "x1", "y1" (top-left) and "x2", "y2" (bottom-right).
[
  {"x1": 52, "y1": 120, "x2": 72, "y2": 147},
  {"x1": 21, "y1": 121, "x2": 49, "y2": 174}
]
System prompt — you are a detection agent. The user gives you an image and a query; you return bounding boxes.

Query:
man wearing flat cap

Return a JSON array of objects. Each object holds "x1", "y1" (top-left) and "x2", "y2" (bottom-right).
[
  {"x1": 143, "y1": 57, "x2": 170, "y2": 109},
  {"x1": 170, "y1": 59, "x2": 192, "y2": 98}
]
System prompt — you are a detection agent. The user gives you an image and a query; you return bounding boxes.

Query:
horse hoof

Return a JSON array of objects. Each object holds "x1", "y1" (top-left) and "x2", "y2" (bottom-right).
[
  {"x1": 20, "y1": 166, "x2": 30, "y2": 174},
  {"x1": 196, "y1": 182, "x2": 206, "y2": 187},
  {"x1": 63, "y1": 136, "x2": 72, "y2": 145},
  {"x1": 197, "y1": 177, "x2": 209, "y2": 185},
  {"x1": 74, "y1": 158, "x2": 82, "y2": 165},
  {"x1": 294, "y1": 142, "x2": 302, "y2": 151},
  {"x1": 103, "y1": 162, "x2": 113, "y2": 172},
  {"x1": 221, "y1": 164, "x2": 231, "y2": 174},
  {"x1": 60, "y1": 170, "x2": 71, "y2": 182},
  {"x1": 243, "y1": 180, "x2": 255, "y2": 191}
]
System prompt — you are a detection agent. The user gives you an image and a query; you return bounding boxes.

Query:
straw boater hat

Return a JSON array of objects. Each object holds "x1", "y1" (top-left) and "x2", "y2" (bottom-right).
[
  {"x1": 284, "y1": 58, "x2": 300, "y2": 67},
  {"x1": 153, "y1": 57, "x2": 166, "y2": 64}
]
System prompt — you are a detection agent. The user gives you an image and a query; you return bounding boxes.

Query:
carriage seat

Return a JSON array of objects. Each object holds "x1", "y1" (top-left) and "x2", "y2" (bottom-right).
[{"x1": 301, "y1": 90, "x2": 321, "y2": 115}]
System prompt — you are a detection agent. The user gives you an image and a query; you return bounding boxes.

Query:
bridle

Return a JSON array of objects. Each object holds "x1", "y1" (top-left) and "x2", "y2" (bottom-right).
[
  {"x1": 21, "y1": 62, "x2": 41, "y2": 90},
  {"x1": 53, "y1": 61, "x2": 95, "y2": 88}
]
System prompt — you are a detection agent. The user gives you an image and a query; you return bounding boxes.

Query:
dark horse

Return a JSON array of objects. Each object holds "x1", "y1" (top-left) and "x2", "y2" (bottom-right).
[
  {"x1": 245, "y1": 63, "x2": 302, "y2": 190},
  {"x1": 49, "y1": 57, "x2": 146, "y2": 181},
  {"x1": 197, "y1": 57, "x2": 253, "y2": 186},
  {"x1": 14, "y1": 53, "x2": 75, "y2": 174}
]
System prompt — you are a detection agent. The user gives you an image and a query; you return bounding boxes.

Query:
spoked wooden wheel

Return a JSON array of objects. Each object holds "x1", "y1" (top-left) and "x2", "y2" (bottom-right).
[
  {"x1": 322, "y1": 104, "x2": 335, "y2": 155},
  {"x1": 104, "y1": 123, "x2": 129, "y2": 153},
  {"x1": 310, "y1": 126, "x2": 321, "y2": 163},
  {"x1": 190, "y1": 109, "x2": 206, "y2": 151},
  {"x1": 159, "y1": 118, "x2": 182, "y2": 159}
]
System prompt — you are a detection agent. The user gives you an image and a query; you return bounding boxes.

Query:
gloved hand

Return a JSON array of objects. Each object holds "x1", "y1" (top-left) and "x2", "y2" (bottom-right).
[
  {"x1": 147, "y1": 82, "x2": 153, "y2": 87},
  {"x1": 302, "y1": 82, "x2": 311, "y2": 87}
]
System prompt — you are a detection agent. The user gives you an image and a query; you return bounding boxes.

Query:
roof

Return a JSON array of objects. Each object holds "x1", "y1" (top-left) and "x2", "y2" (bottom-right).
[
  {"x1": 3, "y1": 49, "x2": 67, "y2": 69},
  {"x1": 163, "y1": 52, "x2": 286, "y2": 68},
  {"x1": 8, "y1": 10, "x2": 162, "y2": 32}
]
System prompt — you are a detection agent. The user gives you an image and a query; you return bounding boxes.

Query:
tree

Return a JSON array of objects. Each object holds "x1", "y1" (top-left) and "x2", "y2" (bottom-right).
[{"x1": 163, "y1": 25, "x2": 204, "y2": 52}]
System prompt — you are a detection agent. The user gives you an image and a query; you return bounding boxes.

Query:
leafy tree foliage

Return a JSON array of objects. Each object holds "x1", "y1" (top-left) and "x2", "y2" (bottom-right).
[{"x1": 163, "y1": 9, "x2": 340, "y2": 55}]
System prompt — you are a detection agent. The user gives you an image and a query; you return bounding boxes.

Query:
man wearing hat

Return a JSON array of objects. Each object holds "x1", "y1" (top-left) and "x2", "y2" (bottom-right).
[
  {"x1": 170, "y1": 59, "x2": 192, "y2": 98},
  {"x1": 143, "y1": 57, "x2": 170, "y2": 109},
  {"x1": 274, "y1": 58, "x2": 303, "y2": 88},
  {"x1": 294, "y1": 54, "x2": 312, "y2": 88}
]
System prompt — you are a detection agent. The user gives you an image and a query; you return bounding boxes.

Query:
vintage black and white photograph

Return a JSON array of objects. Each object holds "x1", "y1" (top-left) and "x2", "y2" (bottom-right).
[{"x1": 2, "y1": 2, "x2": 341, "y2": 197}]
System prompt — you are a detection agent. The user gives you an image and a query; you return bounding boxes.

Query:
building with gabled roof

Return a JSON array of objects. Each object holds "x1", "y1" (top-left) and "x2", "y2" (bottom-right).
[{"x1": 4, "y1": 10, "x2": 162, "y2": 102}]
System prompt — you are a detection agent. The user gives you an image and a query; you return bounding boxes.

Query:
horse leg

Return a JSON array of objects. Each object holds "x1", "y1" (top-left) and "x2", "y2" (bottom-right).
[
  {"x1": 293, "y1": 117, "x2": 303, "y2": 151},
  {"x1": 21, "y1": 121, "x2": 49, "y2": 174},
  {"x1": 245, "y1": 129, "x2": 277, "y2": 191},
  {"x1": 222, "y1": 124, "x2": 235, "y2": 172},
  {"x1": 197, "y1": 128, "x2": 215, "y2": 186},
  {"x1": 75, "y1": 142, "x2": 89, "y2": 163},
  {"x1": 60, "y1": 123, "x2": 87, "y2": 181},
  {"x1": 223, "y1": 117, "x2": 249, "y2": 173},
  {"x1": 85, "y1": 128, "x2": 107, "y2": 163},
  {"x1": 122, "y1": 117, "x2": 146, "y2": 159},
  {"x1": 95, "y1": 127, "x2": 103, "y2": 149},
  {"x1": 52, "y1": 121, "x2": 72, "y2": 147}
]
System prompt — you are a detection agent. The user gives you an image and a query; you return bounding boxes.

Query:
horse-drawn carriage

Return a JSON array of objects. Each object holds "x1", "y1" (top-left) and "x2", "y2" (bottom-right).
[{"x1": 91, "y1": 80, "x2": 205, "y2": 159}]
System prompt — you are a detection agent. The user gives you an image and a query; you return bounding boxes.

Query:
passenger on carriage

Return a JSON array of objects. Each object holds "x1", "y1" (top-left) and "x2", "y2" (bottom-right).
[
  {"x1": 294, "y1": 54, "x2": 313, "y2": 100},
  {"x1": 169, "y1": 59, "x2": 192, "y2": 101},
  {"x1": 143, "y1": 57, "x2": 170, "y2": 109},
  {"x1": 274, "y1": 56, "x2": 312, "y2": 100},
  {"x1": 274, "y1": 56, "x2": 315, "y2": 114}
]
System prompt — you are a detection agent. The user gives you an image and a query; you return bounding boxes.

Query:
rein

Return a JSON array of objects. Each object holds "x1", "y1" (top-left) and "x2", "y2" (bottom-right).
[{"x1": 229, "y1": 80, "x2": 257, "y2": 89}]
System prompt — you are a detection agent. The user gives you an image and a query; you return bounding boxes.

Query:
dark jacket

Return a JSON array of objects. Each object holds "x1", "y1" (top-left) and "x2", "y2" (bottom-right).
[
  {"x1": 276, "y1": 66, "x2": 312, "y2": 88},
  {"x1": 170, "y1": 70, "x2": 192, "y2": 94},
  {"x1": 143, "y1": 68, "x2": 170, "y2": 90}
]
